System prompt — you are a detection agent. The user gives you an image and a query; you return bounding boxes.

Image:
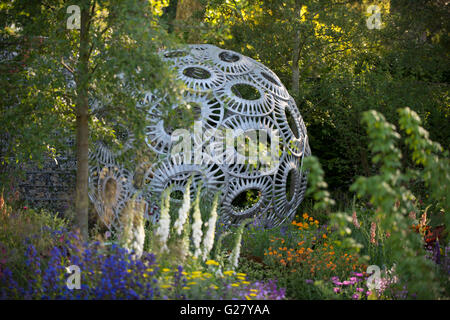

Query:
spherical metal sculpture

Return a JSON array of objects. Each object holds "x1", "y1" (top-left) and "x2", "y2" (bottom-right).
[{"x1": 88, "y1": 44, "x2": 310, "y2": 231}]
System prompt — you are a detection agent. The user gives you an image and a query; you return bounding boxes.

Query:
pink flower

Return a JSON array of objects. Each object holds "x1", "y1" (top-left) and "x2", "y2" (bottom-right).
[
  {"x1": 370, "y1": 222, "x2": 377, "y2": 244},
  {"x1": 333, "y1": 287, "x2": 340, "y2": 293},
  {"x1": 23, "y1": 206, "x2": 28, "y2": 210},
  {"x1": 352, "y1": 293, "x2": 360, "y2": 300},
  {"x1": 352, "y1": 211, "x2": 360, "y2": 229}
]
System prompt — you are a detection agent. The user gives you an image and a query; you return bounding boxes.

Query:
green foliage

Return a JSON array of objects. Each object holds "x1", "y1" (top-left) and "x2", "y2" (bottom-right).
[
  {"x1": 303, "y1": 156, "x2": 335, "y2": 210},
  {"x1": 190, "y1": 0, "x2": 449, "y2": 191},
  {"x1": 0, "y1": 0, "x2": 183, "y2": 176},
  {"x1": 350, "y1": 108, "x2": 447, "y2": 299},
  {"x1": 0, "y1": 194, "x2": 70, "y2": 285}
]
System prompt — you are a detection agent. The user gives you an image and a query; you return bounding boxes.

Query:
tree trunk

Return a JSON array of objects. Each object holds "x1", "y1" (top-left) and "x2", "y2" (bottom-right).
[
  {"x1": 74, "y1": 2, "x2": 91, "y2": 241},
  {"x1": 291, "y1": 30, "x2": 301, "y2": 95}
]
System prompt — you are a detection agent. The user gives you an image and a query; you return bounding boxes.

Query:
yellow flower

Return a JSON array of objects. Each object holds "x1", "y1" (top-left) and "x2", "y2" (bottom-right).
[
  {"x1": 161, "y1": 284, "x2": 171, "y2": 289},
  {"x1": 231, "y1": 283, "x2": 240, "y2": 287},
  {"x1": 250, "y1": 293, "x2": 257, "y2": 297},
  {"x1": 236, "y1": 272, "x2": 247, "y2": 277},
  {"x1": 224, "y1": 270, "x2": 235, "y2": 276},
  {"x1": 205, "y1": 260, "x2": 220, "y2": 266},
  {"x1": 237, "y1": 276, "x2": 246, "y2": 281},
  {"x1": 210, "y1": 285, "x2": 218, "y2": 290},
  {"x1": 162, "y1": 268, "x2": 170, "y2": 273},
  {"x1": 250, "y1": 289, "x2": 258, "y2": 292},
  {"x1": 182, "y1": 286, "x2": 191, "y2": 290},
  {"x1": 242, "y1": 281, "x2": 250, "y2": 285},
  {"x1": 187, "y1": 282, "x2": 197, "y2": 286},
  {"x1": 146, "y1": 268, "x2": 154, "y2": 273},
  {"x1": 245, "y1": 295, "x2": 251, "y2": 300},
  {"x1": 127, "y1": 269, "x2": 132, "y2": 273}
]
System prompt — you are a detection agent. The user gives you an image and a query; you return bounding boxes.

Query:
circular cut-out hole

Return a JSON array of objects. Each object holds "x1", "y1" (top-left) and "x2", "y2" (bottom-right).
[
  {"x1": 164, "y1": 50, "x2": 187, "y2": 58},
  {"x1": 285, "y1": 107, "x2": 301, "y2": 139},
  {"x1": 233, "y1": 129, "x2": 271, "y2": 164},
  {"x1": 170, "y1": 190, "x2": 184, "y2": 201},
  {"x1": 231, "y1": 188, "x2": 261, "y2": 213},
  {"x1": 219, "y1": 51, "x2": 240, "y2": 63},
  {"x1": 182, "y1": 67, "x2": 211, "y2": 80},
  {"x1": 115, "y1": 125, "x2": 129, "y2": 144},
  {"x1": 162, "y1": 103, "x2": 198, "y2": 134},
  {"x1": 231, "y1": 83, "x2": 261, "y2": 100},
  {"x1": 286, "y1": 169, "x2": 298, "y2": 202},
  {"x1": 261, "y1": 71, "x2": 280, "y2": 86}
]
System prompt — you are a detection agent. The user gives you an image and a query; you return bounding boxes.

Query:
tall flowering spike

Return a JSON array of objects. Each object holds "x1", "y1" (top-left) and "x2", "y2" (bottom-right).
[
  {"x1": 352, "y1": 211, "x2": 360, "y2": 229},
  {"x1": 174, "y1": 177, "x2": 192, "y2": 236},
  {"x1": 0, "y1": 190, "x2": 5, "y2": 216},
  {"x1": 420, "y1": 212, "x2": 427, "y2": 228},
  {"x1": 155, "y1": 187, "x2": 171, "y2": 252},
  {"x1": 0, "y1": 190, "x2": 4, "y2": 210},
  {"x1": 370, "y1": 221, "x2": 377, "y2": 245},
  {"x1": 202, "y1": 193, "x2": 219, "y2": 261},
  {"x1": 180, "y1": 210, "x2": 191, "y2": 260},
  {"x1": 229, "y1": 218, "x2": 252, "y2": 269},
  {"x1": 120, "y1": 199, "x2": 134, "y2": 249},
  {"x1": 130, "y1": 200, "x2": 146, "y2": 258},
  {"x1": 191, "y1": 185, "x2": 203, "y2": 258}
]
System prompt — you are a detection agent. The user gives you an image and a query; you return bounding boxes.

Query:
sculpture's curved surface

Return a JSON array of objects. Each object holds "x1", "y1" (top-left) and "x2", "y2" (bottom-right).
[{"x1": 89, "y1": 44, "x2": 310, "y2": 230}]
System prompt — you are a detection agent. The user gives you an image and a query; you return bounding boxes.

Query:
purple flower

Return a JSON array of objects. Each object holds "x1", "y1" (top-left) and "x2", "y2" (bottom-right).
[
  {"x1": 353, "y1": 272, "x2": 364, "y2": 277},
  {"x1": 305, "y1": 279, "x2": 313, "y2": 284},
  {"x1": 356, "y1": 287, "x2": 364, "y2": 292},
  {"x1": 352, "y1": 293, "x2": 360, "y2": 300},
  {"x1": 333, "y1": 287, "x2": 340, "y2": 293},
  {"x1": 342, "y1": 280, "x2": 351, "y2": 286}
]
